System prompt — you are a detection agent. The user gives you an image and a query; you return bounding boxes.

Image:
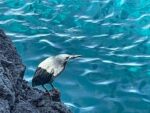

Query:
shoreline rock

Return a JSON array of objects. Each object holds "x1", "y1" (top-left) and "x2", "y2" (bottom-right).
[{"x1": 0, "y1": 29, "x2": 72, "y2": 113}]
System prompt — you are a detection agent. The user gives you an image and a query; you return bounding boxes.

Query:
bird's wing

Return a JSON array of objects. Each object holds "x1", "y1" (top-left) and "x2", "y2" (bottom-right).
[
  {"x1": 32, "y1": 57, "x2": 54, "y2": 86},
  {"x1": 32, "y1": 67, "x2": 54, "y2": 86},
  {"x1": 38, "y1": 57, "x2": 54, "y2": 73},
  {"x1": 38, "y1": 56, "x2": 64, "y2": 76}
]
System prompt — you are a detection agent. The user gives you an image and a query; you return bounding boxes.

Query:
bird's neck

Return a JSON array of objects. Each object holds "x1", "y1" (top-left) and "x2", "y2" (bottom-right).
[{"x1": 54, "y1": 58, "x2": 67, "y2": 67}]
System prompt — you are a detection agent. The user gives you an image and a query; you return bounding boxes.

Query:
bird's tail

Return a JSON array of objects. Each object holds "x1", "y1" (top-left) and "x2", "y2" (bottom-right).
[{"x1": 32, "y1": 77, "x2": 37, "y2": 87}]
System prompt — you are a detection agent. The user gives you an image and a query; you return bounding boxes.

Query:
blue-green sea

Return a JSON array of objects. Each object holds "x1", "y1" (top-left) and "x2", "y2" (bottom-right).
[{"x1": 0, "y1": 0, "x2": 150, "y2": 113}]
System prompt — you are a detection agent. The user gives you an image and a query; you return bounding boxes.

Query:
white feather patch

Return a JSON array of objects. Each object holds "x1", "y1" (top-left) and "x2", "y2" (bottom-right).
[{"x1": 38, "y1": 56, "x2": 64, "y2": 77}]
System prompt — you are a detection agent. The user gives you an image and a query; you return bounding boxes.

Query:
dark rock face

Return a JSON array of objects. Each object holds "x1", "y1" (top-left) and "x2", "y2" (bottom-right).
[{"x1": 0, "y1": 29, "x2": 72, "y2": 113}]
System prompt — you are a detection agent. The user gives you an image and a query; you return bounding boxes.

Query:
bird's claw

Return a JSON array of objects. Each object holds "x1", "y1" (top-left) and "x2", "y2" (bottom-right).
[
  {"x1": 52, "y1": 88, "x2": 60, "y2": 95},
  {"x1": 44, "y1": 92, "x2": 51, "y2": 96}
]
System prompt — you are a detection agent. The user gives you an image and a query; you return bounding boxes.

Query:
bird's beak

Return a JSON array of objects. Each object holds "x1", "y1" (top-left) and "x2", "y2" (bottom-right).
[{"x1": 70, "y1": 55, "x2": 81, "y2": 59}]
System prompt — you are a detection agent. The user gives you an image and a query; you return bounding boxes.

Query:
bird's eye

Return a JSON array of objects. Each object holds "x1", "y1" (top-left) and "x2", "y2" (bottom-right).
[{"x1": 66, "y1": 56, "x2": 69, "y2": 59}]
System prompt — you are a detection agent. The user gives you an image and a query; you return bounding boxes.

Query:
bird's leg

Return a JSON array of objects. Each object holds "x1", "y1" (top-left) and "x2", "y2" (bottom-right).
[
  {"x1": 42, "y1": 85, "x2": 52, "y2": 101},
  {"x1": 42, "y1": 85, "x2": 49, "y2": 93},
  {"x1": 50, "y1": 83, "x2": 60, "y2": 95},
  {"x1": 50, "y1": 83, "x2": 55, "y2": 89}
]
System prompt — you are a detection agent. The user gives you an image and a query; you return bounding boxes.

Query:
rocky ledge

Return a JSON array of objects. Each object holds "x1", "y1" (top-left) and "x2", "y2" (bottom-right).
[{"x1": 0, "y1": 29, "x2": 72, "y2": 113}]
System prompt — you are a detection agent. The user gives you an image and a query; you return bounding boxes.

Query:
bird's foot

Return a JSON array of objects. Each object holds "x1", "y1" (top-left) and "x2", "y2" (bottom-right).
[
  {"x1": 52, "y1": 88, "x2": 60, "y2": 94},
  {"x1": 44, "y1": 92, "x2": 51, "y2": 97},
  {"x1": 50, "y1": 88, "x2": 61, "y2": 101},
  {"x1": 44, "y1": 92, "x2": 53, "y2": 101}
]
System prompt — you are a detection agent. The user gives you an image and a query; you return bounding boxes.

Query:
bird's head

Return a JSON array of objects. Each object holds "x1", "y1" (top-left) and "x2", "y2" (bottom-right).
[{"x1": 55, "y1": 54, "x2": 81, "y2": 64}]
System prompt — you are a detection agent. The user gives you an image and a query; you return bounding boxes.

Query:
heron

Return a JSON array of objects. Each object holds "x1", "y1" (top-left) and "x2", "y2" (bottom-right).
[{"x1": 32, "y1": 54, "x2": 81, "y2": 92}]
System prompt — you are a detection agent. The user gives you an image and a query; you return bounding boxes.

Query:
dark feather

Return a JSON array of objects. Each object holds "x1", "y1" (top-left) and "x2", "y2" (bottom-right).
[{"x1": 32, "y1": 67, "x2": 53, "y2": 87}]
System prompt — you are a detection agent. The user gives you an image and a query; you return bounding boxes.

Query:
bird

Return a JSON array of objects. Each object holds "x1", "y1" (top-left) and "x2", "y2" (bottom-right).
[{"x1": 32, "y1": 54, "x2": 81, "y2": 92}]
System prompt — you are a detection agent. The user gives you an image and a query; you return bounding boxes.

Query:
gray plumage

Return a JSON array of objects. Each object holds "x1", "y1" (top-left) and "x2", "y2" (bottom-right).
[{"x1": 32, "y1": 54, "x2": 81, "y2": 91}]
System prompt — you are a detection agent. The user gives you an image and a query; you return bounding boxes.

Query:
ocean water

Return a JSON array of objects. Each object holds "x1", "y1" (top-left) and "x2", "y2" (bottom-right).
[{"x1": 0, "y1": 0, "x2": 150, "y2": 113}]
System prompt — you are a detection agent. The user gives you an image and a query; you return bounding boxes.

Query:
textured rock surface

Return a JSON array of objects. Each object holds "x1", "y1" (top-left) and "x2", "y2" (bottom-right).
[{"x1": 0, "y1": 29, "x2": 72, "y2": 113}]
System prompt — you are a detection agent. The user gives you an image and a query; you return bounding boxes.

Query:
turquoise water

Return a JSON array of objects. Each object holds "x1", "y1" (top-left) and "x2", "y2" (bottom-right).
[{"x1": 0, "y1": 0, "x2": 150, "y2": 113}]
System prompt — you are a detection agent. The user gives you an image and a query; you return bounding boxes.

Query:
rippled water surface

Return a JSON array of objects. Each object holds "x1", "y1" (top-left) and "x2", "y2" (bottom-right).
[{"x1": 1, "y1": 0, "x2": 150, "y2": 113}]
